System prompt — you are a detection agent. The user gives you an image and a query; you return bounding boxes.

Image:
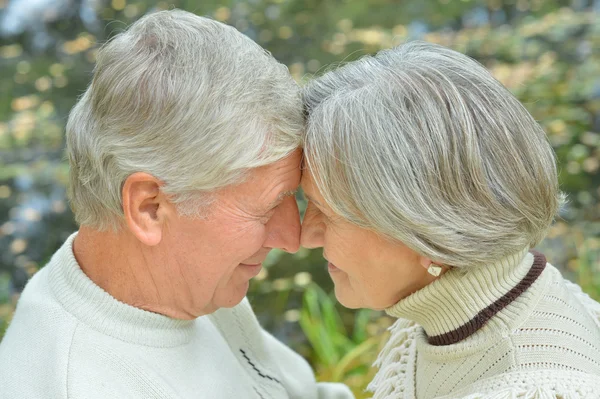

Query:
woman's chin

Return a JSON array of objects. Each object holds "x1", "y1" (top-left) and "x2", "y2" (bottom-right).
[
  {"x1": 333, "y1": 285, "x2": 394, "y2": 311},
  {"x1": 333, "y1": 285, "x2": 363, "y2": 309}
]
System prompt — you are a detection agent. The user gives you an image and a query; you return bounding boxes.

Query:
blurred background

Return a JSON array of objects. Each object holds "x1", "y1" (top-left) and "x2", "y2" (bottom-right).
[{"x1": 0, "y1": 0, "x2": 599, "y2": 397}]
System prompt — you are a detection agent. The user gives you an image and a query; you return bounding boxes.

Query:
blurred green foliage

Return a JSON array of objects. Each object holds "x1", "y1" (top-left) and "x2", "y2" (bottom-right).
[
  {"x1": 299, "y1": 284, "x2": 387, "y2": 397},
  {"x1": 0, "y1": 0, "x2": 599, "y2": 395}
]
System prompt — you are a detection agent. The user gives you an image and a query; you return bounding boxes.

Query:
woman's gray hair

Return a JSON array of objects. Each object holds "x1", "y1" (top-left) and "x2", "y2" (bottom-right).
[
  {"x1": 303, "y1": 41, "x2": 564, "y2": 268},
  {"x1": 66, "y1": 10, "x2": 302, "y2": 231}
]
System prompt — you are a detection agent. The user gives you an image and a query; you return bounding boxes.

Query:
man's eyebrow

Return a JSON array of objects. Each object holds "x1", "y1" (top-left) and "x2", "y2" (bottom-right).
[{"x1": 267, "y1": 190, "x2": 297, "y2": 209}]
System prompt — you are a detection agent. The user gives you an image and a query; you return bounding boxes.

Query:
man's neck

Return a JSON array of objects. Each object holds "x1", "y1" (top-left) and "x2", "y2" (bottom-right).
[{"x1": 73, "y1": 227, "x2": 197, "y2": 320}]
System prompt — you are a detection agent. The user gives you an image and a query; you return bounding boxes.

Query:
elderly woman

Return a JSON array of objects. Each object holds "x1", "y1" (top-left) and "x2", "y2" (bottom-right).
[
  {"x1": 0, "y1": 10, "x2": 353, "y2": 399},
  {"x1": 301, "y1": 41, "x2": 600, "y2": 398}
]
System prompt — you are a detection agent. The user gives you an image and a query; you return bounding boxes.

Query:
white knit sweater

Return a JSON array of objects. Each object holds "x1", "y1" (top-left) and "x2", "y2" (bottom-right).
[
  {"x1": 0, "y1": 233, "x2": 354, "y2": 399},
  {"x1": 367, "y1": 249, "x2": 600, "y2": 399}
]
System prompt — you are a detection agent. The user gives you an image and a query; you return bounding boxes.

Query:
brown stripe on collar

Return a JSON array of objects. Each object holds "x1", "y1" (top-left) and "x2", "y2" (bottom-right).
[{"x1": 427, "y1": 251, "x2": 547, "y2": 346}]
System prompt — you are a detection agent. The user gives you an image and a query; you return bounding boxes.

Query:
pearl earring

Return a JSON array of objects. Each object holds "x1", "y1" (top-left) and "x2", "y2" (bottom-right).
[{"x1": 427, "y1": 264, "x2": 442, "y2": 277}]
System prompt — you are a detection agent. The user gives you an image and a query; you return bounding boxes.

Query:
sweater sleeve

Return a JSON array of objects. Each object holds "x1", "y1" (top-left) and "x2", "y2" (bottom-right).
[
  {"x1": 209, "y1": 297, "x2": 355, "y2": 399},
  {"x1": 316, "y1": 382, "x2": 356, "y2": 399},
  {"x1": 457, "y1": 386, "x2": 597, "y2": 399},
  {"x1": 435, "y1": 371, "x2": 600, "y2": 399},
  {"x1": 259, "y1": 328, "x2": 355, "y2": 399}
]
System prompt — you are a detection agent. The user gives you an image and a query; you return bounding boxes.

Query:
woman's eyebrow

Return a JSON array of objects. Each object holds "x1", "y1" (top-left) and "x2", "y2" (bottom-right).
[{"x1": 304, "y1": 193, "x2": 324, "y2": 209}]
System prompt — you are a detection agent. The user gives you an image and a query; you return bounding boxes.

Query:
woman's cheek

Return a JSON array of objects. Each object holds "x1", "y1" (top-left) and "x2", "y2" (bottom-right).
[{"x1": 326, "y1": 229, "x2": 356, "y2": 265}]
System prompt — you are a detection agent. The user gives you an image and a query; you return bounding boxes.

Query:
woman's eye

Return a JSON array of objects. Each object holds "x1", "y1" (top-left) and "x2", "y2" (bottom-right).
[
  {"x1": 318, "y1": 209, "x2": 333, "y2": 224},
  {"x1": 308, "y1": 201, "x2": 331, "y2": 222}
]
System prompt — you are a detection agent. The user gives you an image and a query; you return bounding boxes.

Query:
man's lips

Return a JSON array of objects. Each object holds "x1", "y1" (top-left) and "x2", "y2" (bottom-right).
[
  {"x1": 240, "y1": 262, "x2": 262, "y2": 267},
  {"x1": 239, "y1": 262, "x2": 263, "y2": 269},
  {"x1": 240, "y1": 256, "x2": 266, "y2": 267},
  {"x1": 238, "y1": 262, "x2": 263, "y2": 277}
]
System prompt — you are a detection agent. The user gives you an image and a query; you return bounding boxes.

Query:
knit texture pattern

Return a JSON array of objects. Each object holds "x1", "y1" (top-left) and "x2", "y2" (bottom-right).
[
  {"x1": 0, "y1": 233, "x2": 354, "y2": 399},
  {"x1": 367, "y1": 250, "x2": 600, "y2": 399}
]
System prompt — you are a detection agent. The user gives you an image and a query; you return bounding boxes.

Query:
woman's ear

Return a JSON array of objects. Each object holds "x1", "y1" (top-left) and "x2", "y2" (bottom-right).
[
  {"x1": 419, "y1": 256, "x2": 444, "y2": 277},
  {"x1": 418, "y1": 256, "x2": 433, "y2": 270},
  {"x1": 122, "y1": 172, "x2": 167, "y2": 246}
]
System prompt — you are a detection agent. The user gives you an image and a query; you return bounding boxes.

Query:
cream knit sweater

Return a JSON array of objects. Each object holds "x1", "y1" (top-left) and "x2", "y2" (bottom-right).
[
  {"x1": 0, "y1": 233, "x2": 354, "y2": 399},
  {"x1": 367, "y1": 249, "x2": 600, "y2": 399}
]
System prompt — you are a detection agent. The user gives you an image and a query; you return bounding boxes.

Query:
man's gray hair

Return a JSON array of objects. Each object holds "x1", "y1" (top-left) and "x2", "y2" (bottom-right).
[
  {"x1": 303, "y1": 41, "x2": 564, "y2": 268},
  {"x1": 66, "y1": 10, "x2": 302, "y2": 231}
]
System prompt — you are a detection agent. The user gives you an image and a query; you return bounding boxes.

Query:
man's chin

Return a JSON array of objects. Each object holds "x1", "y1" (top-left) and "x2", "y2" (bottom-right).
[{"x1": 213, "y1": 282, "x2": 250, "y2": 309}]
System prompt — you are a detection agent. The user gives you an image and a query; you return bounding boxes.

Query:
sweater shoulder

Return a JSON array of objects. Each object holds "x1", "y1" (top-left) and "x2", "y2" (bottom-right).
[
  {"x1": 509, "y1": 265, "x2": 600, "y2": 374},
  {"x1": 368, "y1": 266, "x2": 600, "y2": 399},
  {"x1": 0, "y1": 267, "x2": 78, "y2": 399}
]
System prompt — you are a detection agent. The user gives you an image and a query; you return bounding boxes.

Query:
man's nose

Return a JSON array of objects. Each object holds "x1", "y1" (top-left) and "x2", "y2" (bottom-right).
[{"x1": 264, "y1": 196, "x2": 301, "y2": 253}]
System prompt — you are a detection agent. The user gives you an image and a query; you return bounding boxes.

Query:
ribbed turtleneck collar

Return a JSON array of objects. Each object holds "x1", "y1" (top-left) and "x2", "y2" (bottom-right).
[
  {"x1": 48, "y1": 232, "x2": 195, "y2": 347},
  {"x1": 385, "y1": 248, "x2": 547, "y2": 345}
]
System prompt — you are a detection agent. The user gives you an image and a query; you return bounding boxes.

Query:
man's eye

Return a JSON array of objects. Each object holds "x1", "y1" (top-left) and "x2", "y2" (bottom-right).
[{"x1": 260, "y1": 210, "x2": 276, "y2": 224}]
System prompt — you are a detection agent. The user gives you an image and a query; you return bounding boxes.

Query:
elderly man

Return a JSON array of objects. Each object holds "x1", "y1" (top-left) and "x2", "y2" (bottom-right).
[{"x1": 0, "y1": 10, "x2": 353, "y2": 399}]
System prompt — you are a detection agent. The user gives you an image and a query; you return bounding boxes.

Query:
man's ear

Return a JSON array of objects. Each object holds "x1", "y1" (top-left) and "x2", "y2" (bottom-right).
[{"x1": 122, "y1": 172, "x2": 168, "y2": 246}]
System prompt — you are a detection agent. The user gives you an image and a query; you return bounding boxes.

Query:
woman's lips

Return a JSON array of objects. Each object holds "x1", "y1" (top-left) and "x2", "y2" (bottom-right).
[{"x1": 327, "y1": 262, "x2": 340, "y2": 273}]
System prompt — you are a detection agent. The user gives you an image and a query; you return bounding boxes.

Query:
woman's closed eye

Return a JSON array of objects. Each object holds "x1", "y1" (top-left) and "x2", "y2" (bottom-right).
[{"x1": 307, "y1": 201, "x2": 333, "y2": 224}]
